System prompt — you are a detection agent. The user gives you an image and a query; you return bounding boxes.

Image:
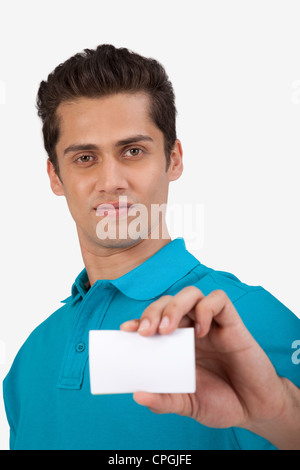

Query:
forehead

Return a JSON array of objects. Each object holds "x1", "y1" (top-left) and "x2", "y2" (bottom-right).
[{"x1": 56, "y1": 92, "x2": 161, "y2": 145}]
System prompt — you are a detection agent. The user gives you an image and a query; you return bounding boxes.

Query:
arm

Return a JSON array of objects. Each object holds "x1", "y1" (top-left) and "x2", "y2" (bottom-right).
[
  {"x1": 247, "y1": 377, "x2": 300, "y2": 450},
  {"x1": 121, "y1": 286, "x2": 300, "y2": 450}
]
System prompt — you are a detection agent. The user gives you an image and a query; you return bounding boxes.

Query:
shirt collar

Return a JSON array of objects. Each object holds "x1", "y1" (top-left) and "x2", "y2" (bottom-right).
[{"x1": 63, "y1": 238, "x2": 200, "y2": 302}]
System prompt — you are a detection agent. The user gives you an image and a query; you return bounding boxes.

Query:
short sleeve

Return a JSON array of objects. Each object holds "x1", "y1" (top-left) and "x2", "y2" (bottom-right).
[
  {"x1": 233, "y1": 288, "x2": 300, "y2": 387},
  {"x1": 231, "y1": 288, "x2": 300, "y2": 450}
]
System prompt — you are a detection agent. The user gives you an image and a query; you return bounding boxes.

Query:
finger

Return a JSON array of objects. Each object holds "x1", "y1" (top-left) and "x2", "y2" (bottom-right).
[
  {"x1": 120, "y1": 319, "x2": 140, "y2": 332},
  {"x1": 121, "y1": 296, "x2": 173, "y2": 336},
  {"x1": 121, "y1": 287, "x2": 204, "y2": 336},
  {"x1": 194, "y1": 289, "x2": 244, "y2": 338},
  {"x1": 120, "y1": 313, "x2": 192, "y2": 332},
  {"x1": 157, "y1": 286, "x2": 205, "y2": 335},
  {"x1": 137, "y1": 296, "x2": 173, "y2": 336}
]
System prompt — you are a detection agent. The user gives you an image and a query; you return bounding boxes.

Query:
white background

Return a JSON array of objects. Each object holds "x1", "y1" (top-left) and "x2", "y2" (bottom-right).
[{"x1": 0, "y1": 0, "x2": 300, "y2": 450}]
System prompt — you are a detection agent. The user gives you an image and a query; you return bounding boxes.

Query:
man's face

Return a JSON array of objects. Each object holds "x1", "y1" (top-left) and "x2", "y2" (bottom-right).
[{"x1": 48, "y1": 92, "x2": 182, "y2": 250}]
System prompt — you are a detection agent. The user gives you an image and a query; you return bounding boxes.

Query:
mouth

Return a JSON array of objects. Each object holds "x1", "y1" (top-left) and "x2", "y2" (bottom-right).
[{"x1": 94, "y1": 200, "x2": 134, "y2": 217}]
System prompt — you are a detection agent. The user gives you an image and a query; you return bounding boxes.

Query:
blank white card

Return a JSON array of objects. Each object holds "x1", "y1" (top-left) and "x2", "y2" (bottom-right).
[{"x1": 89, "y1": 328, "x2": 196, "y2": 394}]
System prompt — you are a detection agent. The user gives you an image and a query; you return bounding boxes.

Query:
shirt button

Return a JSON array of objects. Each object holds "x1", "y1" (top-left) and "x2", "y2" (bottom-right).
[{"x1": 75, "y1": 342, "x2": 85, "y2": 353}]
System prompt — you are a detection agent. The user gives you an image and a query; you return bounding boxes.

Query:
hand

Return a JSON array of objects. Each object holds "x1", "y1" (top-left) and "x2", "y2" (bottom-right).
[{"x1": 120, "y1": 287, "x2": 287, "y2": 432}]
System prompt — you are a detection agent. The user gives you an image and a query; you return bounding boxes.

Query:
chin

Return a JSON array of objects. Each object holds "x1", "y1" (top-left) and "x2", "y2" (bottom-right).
[{"x1": 95, "y1": 235, "x2": 146, "y2": 250}]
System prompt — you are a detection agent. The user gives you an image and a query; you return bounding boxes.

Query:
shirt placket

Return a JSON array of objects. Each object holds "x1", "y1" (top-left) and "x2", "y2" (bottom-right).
[{"x1": 58, "y1": 281, "x2": 115, "y2": 390}]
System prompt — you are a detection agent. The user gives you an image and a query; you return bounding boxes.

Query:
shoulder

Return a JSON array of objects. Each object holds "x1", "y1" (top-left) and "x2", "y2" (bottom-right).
[
  {"x1": 24, "y1": 300, "x2": 73, "y2": 349},
  {"x1": 191, "y1": 262, "x2": 300, "y2": 385},
  {"x1": 2, "y1": 300, "x2": 74, "y2": 438},
  {"x1": 190, "y1": 261, "x2": 262, "y2": 301},
  {"x1": 4, "y1": 300, "x2": 73, "y2": 385},
  {"x1": 191, "y1": 261, "x2": 299, "y2": 332},
  {"x1": 191, "y1": 261, "x2": 298, "y2": 324}
]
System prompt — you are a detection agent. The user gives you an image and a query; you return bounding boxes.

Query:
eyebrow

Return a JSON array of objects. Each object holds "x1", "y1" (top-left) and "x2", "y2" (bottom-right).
[{"x1": 63, "y1": 134, "x2": 154, "y2": 157}]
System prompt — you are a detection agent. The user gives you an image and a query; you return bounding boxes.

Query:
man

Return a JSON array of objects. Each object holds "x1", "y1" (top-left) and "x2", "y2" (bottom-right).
[{"x1": 3, "y1": 44, "x2": 300, "y2": 450}]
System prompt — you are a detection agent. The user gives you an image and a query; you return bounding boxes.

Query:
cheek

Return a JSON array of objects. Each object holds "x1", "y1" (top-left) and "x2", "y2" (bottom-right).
[
  {"x1": 139, "y1": 161, "x2": 167, "y2": 187},
  {"x1": 62, "y1": 179, "x2": 91, "y2": 213},
  {"x1": 137, "y1": 172, "x2": 169, "y2": 203}
]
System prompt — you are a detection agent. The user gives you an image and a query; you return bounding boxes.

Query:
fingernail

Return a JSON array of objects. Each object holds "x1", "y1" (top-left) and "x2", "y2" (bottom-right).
[
  {"x1": 138, "y1": 318, "x2": 150, "y2": 332},
  {"x1": 195, "y1": 323, "x2": 201, "y2": 336},
  {"x1": 121, "y1": 319, "x2": 138, "y2": 330},
  {"x1": 159, "y1": 316, "x2": 170, "y2": 329}
]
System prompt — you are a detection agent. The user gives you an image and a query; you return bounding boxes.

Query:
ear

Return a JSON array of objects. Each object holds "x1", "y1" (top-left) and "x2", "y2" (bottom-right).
[
  {"x1": 47, "y1": 159, "x2": 65, "y2": 196},
  {"x1": 167, "y1": 139, "x2": 183, "y2": 182}
]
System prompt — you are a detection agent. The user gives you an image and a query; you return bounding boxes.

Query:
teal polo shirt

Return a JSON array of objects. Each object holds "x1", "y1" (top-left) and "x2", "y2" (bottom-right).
[{"x1": 3, "y1": 238, "x2": 300, "y2": 450}]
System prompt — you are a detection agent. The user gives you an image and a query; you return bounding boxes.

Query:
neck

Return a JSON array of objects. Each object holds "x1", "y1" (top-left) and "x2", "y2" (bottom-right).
[{"x1": 77, "y1": 231, "x2": 172, "y2": 287}]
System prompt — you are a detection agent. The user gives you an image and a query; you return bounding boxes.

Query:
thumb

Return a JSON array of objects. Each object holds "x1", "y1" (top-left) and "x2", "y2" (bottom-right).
[{"x1": 133, "y1": 391, "x2": 188, "y2": 416}]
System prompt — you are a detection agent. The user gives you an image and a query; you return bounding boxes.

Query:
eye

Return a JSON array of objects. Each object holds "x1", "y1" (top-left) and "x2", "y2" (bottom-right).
[
  {"x1": 124, "y1": 148, "x2": 143, "y2": 158},
  {"x1": 76, "y1": 155, "x2": 94, "y2": 163}
]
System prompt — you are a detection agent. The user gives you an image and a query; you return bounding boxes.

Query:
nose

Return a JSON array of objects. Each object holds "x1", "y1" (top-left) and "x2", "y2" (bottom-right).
[{"x1": 94, "y1": 157, "x2": 129, "y2": 194}]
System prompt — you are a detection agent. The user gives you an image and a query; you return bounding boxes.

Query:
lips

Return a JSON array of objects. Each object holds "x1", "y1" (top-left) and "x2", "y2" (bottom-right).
[
  {"x1": 94, "y1": 200, "x2": 133, "y2": 217},
  {"x1": 95, "y1": 201, "x2": 132, "y2": 210}
]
